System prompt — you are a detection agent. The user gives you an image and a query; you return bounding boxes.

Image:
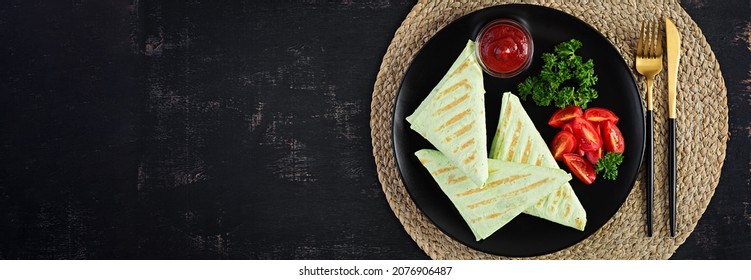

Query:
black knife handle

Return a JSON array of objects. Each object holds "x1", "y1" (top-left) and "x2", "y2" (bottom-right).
[
  {"x1": 646, "y1": 111, "x2": 654, "y2": 237},
  {"x1": 668, "y1": 118, "x2": 676, "y2": 237}
]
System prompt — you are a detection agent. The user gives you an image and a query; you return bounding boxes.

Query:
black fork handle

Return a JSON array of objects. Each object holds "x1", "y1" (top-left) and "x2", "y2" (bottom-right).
[{"x1": 645, "y1": 110, "x2": 654, "y2": 237}]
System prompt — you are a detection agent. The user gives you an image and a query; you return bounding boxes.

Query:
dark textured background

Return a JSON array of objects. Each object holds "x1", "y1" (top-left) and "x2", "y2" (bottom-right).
[{"x1": 0, "y1": 0, "x2": 749, "y2": 259}]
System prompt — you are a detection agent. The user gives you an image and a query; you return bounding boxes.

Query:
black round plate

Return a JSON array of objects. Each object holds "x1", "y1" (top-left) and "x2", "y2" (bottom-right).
[{"x1": 392, "y1": 5, "x2": 645, "y2": 257}]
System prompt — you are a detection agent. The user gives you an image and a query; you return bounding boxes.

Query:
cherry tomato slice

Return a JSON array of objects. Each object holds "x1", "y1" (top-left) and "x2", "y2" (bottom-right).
[
  {"x1": 602, "y1": 121, "x2": 625, "y2": 153},
  {"x1": 584, "y1": 107, "x2": 619, "y2": 124},
  {"x1": 561, "y1": 122, "x2": 574, "y2": 134},
  {"x1": 550, "y1": 131, "x2": 577, "y2": 161},
  {"x1": 563, "y1": 153, "x2": 596, "y2": 185},
  {"x1": 586, "y1": 146, "x2": 604, "y2": 165},
  {"x1": 548, "y1": 106, "x2": 583, "y2": 128},
  {"x1": 571, "y1": 117, "x2": 602, "y2": 152}
]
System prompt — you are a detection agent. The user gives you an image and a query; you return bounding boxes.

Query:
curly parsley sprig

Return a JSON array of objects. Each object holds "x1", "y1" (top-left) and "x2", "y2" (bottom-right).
[
  {"x1": 517, "y1": 39, "x2": 599, "y2": 109},
  {"x1": 594, "y1": 152, "x2": 624, "y2": 180}
]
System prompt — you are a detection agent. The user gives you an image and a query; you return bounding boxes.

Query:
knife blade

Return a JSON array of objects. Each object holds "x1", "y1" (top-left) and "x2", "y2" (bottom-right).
[
  {"x1": 666, "y1": 18, "x2": 680, "y2": 120},
  {"x1": 665, "y1": 17, "x2": 680, "y2": 237}
]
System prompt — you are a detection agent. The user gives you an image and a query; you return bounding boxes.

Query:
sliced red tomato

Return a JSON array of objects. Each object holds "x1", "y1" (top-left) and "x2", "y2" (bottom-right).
[
  {"x1": 586, "y1": 146, "x2": 604, "y2": 165},
  {"x1": 602, "y1": 121, "x2": 625, "y2": 153},
  {"x1": 571, "y1": 117, "x2": 602, "y2": 152},
  {"x1": 561, "y1": 122, "x2": 574, "y2": 134},
  {"x1": 563, "y1": 153, "x2": 596, "y2": 185},
  {"x1": 550, "y1": 131, "x2": 577, "y2": 161},
  {"x1": 548, "y1": 106, "x2": 583, "y2": 128},
  {"x1": 584, "y1": 107, "x2": 619, "y2": 124},
  {"x1": 576, "y1": 147, "x2": 585, "y2": 157}
]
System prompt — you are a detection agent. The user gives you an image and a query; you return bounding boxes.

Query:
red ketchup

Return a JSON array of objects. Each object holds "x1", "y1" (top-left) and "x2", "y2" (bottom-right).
[{"x1": 475, "y1": 19, "x2": 533, "y2": 78}]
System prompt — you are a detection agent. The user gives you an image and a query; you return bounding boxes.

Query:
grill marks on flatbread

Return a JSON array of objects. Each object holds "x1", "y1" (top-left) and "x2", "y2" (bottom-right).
[
  {"x1": 520, "y1": 138, "x2": 533, "y2": 164},
  {"x1": 447, "y1": 174, "x2": 469, "y2": 185},
  {"x1": 505, "y1": 120, "x2": 524, "y2": 162},
  {"x1": 433, "y1": 79, "x2": 471, "y2": 103},
  {"x1": 452, "y1": 138, "x2": 475, "y2": 154},
  {"x1": 415, "y1": 149, "x2": 572, "y2": 241},
  {"x1": 457, "y1": 174, "x2": 531, "y2": 197},
  {"x1": 406, "y1": 40, "x2": 488, "y2": 186},
  {"x1": 431, "y1": 166, "x2": 457, "y2": 176},
  {"x1": 448, "y1": 120, "x2": 476, "y2": 143},
  {"x1": 489, "y1": 92, "x2": 588, "y2": 231},
  {"x1": 436, "y1": 108, "x2": 472, "y2": 132},
  {"x1": 433, "y1": 92, "x2": 470, "y2": 117}
]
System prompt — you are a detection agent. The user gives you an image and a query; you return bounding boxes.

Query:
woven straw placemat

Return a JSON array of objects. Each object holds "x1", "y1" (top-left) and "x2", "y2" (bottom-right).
[{"x1": 370, "y1": 0, "x2": 728, "y2": 259}]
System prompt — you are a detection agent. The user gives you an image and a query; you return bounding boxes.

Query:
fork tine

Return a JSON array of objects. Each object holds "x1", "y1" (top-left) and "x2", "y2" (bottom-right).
[
  {"x1": 655, "y1": 20, "x2": 663, "y2": 56},
  {"x1": 637, "y1": 21, "x2": 645, "y2": 57},
  {"x1": 652, "y1": 21, "x2": 660, "y2": 58},
  {"x1": 647, "y1": 20, "x2": 652, "y2": 57},
  {"x1": 645, "y1": 20, "x2": 654, "y2": 58},
  {"x1": 646, "y1": 20, "x2": 653, "y2": 58}
]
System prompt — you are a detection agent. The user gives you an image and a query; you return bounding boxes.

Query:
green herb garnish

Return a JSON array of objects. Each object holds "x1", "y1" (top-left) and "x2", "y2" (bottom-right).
[
  {"x1": 517, "y1": 39, "x2": 599, "y2": 109},
  {"x1": 594, "y1": 152, "x2": 624, "y2": 180}
]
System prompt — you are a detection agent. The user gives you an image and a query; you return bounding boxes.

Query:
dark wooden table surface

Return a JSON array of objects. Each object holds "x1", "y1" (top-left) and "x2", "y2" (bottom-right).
[{"x1": 1, "y1": 1, "x2": 749, "y2": 259}]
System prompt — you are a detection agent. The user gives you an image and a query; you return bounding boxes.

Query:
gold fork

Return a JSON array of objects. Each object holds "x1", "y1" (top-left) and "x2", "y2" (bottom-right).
[{"x1": 635, "y1": 20, "x2": 662, "y2": 237}]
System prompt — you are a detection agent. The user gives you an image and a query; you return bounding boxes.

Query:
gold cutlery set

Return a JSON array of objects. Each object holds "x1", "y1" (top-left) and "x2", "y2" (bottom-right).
[{"x1": 635, "y1": 17, "x2": 680, "y2": 237}]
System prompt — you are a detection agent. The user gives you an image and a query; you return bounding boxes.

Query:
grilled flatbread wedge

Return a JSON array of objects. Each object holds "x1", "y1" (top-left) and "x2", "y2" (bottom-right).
[
  {"x1": 489, "y1": 92, "x2": 587, "y2": 231},
  {"x1": 406, "y1": 40, "x2": 488, "y2": 186},
  {"x1": 415, "y1": 149, "x2": 572, "y2": 241}
]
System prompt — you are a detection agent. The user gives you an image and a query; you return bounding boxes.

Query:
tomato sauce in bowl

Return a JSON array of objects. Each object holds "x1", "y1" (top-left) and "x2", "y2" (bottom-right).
[{"x1": 475, "y1": 19, "x2": 533, "y2": 78}]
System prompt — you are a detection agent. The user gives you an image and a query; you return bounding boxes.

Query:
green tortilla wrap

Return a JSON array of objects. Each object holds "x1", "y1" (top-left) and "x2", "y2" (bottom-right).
[
  {"x1": 406, "y1": 40, "x2": 488, "y2": 186},
  {"x1": 415, "y1": 149, "x2": 572, "y2": 241},
  {"x1": 489, "y1": 92, "x2": 587, "y2": 231}
]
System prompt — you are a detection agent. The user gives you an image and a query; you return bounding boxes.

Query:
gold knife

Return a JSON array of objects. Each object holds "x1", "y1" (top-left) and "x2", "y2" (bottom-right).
[{"x1": 665, "y1": 17, "x2": 681, "y2": 237}]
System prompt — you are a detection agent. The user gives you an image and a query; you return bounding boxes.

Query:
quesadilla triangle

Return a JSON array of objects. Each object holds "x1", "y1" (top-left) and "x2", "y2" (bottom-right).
[
  {"x1": 489, "y1": 92, "x2": 587, "y2": 231},
  {"x1": 415, "y1": 149, "x2": 572, "y2": 241},
  {"x1": 406, "y1": 40, "x2": 488, "y2": 186}
]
